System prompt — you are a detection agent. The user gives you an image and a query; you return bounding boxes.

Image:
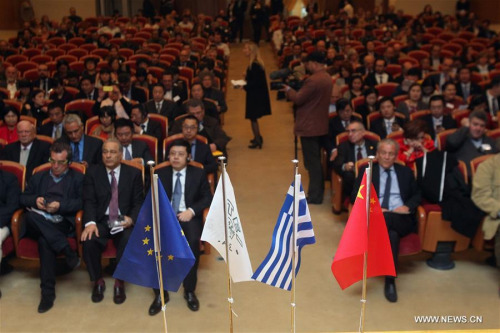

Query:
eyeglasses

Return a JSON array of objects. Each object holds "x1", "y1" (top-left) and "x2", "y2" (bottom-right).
[
  {"x1": 182, "y1": 125, "x2": 197, "y2": 131},
  {"x1": 49, "y1": 158, "x2": 68, "y2": 165}
]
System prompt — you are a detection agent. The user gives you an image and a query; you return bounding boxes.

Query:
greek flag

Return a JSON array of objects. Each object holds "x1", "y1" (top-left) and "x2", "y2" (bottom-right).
[{"x1": 252, "y1": 175, "x2": 315, "y2": 290}]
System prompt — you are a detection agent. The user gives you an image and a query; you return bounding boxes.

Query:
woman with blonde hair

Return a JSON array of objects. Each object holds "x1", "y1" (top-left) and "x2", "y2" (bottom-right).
[{"x1": 242, "y1": 42, "x2": 271, "y2": 149}]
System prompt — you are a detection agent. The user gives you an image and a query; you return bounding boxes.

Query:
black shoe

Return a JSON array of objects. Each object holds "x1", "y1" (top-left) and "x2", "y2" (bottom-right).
[
  {"x1": 149, "y1": 292, "x2": 170, "y2": 316},
  {"x1": 248, "y1": 136, "x2": 263, "y2": 149},
  {"x1": 113, "y1": 285, "x2": 126, "y2": 304},
  {"x1": 384, "y1": 278, "x2": 398, "y2": 303},
  {"x1": 184, "y1": 291, "x2": 199, "y2": 311},
  {"x1": 306, "y1": 197, "x2": 323, "y2": 204},
  {"x1": 38, "y1": 296, "x2": 54, "y2": 313},
  {"x1": 91, "y1": 282, "x2": 105, "y2": 303},
  {"x1": 0, "y1": 262, "x2": 13, "y2": 275}
]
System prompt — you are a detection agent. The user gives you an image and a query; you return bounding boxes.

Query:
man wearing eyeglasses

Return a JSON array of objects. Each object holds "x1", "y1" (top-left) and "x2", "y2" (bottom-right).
[
  {"x1": 179, "y1": 115, "x2": 217, "y2": 174},
  {"x1": 332, "y1": 120, "x2": 377, "y2": 197},
  {"x1": 20, "y1": 141, "x2": 84, "y2": 313}
]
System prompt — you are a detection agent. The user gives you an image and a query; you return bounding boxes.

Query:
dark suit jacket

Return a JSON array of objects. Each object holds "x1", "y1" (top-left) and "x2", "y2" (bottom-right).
[
  {"x1": 75, "y1": 88, "x2": 99, "y2": 101},
  {"x1": 92, "y1": 97, "x2": 133, "y2": 118},
  {"x1": 332, "y1": 139, "x2": 378, "y2": 175},
  {"x1": 191, "y1": 141, "x2": 217, "y2": 174},
  {"x1": 144, "y1": 99, "x2": 182, "y2": 126},
  {"x1": 351, "y1": 162, "x2": 421, "y2": 213},
  {"x1": 370, "y1": 116, "x2": 406, "y2": 139},
  {"x1": 455, "y1": 82, "x2": 482, "y2": 100},
  {"x1": 83, "y1": 163, "x2": 144, "y2": 225},
  {"x1": 164, "y1": 86, "x2": 187, "y2": 106},
  {"x1": 20, "y1": 169, "x2": 84, "y2": 226},
  {"x1": 143, "y1": 119, "x2": 163, "y2": 143},
  {"x1": 422, "y1": 114, "x2": 457, "y2": 140},
  {"x1": 130, "y1": 140, "x2": 154, "y2": 163},
  {"x1": 328, "y1": 116, "x2": 359, "y2": 150},
  {"x1": 60, "y1": 135, "x2": 103, "y2": 166},
  {"x1": 482, "y1": 92, "x2": 500, "y2": 117},
  {"x1": 171, "y1": 115, "x2": 231, "y2": 152},
  {"x1": 171, "y1": 60, "x2": 196, "y2": 71},
  {"x1": 0, "y1": 169, "x2": 20, "y2": 228},
  {"x1": 364, "y1": 72, "x2": 394, "y2": 87},
  {"x1": 0, "y1": 139, "x2": 51, "y2": 181},
  {"x1": 38, "y1": 122, "x2": 64, "y2": 138},
  {"x1": 129, "y1": 86, "x2": 147, "y2": 104},
  {"x1": 33, "y1": 78, "x2": 57, "y2": 92},
  {"x1": 203, "y1": 87, "x2": 228, "y2": 113},
  {"x1": 156, "y1": 165, "x2": 212, "y2": 222}
]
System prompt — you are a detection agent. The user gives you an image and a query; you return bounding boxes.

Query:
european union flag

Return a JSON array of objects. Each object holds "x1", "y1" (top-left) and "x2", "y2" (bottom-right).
[{"x1": 113, "y1": 176, "x2": 195, "y2": 291}]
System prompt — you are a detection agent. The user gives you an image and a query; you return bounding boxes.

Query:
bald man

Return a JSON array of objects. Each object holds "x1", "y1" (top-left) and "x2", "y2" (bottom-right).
[{"x1": 0, "y1": 121, "x2": 51, "y2": 181}]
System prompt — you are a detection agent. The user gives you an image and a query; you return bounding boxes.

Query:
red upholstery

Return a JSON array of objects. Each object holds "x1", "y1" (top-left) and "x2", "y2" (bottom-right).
[
  {"x1": 399, "y1": 233, "x2": 422, "y2": 256},
  {"x1": 16, "y1": 238, "x2": 77, "y2": 259},
  {"x1": 2, "y1": 236, "x2": 14, "y2": 258}
]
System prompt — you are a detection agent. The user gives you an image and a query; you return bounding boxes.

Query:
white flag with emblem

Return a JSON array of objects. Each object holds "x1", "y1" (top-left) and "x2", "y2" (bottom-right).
[{"x1": 201, "y1": 168, "x2": 253, "y2": 282}]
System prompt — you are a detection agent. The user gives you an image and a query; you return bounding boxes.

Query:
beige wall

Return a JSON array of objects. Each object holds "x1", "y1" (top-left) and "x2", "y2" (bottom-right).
[
  {"x1": 31, "y1": 0, "x2": 96, "y2": 21},
  {"x1": 391, "y1": 0, "x2": 455, "y2": 16}
]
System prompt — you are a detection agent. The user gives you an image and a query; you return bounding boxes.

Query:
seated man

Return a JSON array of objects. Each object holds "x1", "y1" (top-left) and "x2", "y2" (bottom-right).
[
  {"x1": 0, "y1": 120, "x2": 50, "y2": 182},
  {"x1": 75, "y1": 75, "x2": 99, "y2": 101},
  {"x1": 114, "y1": 118, "x2": 154, "y2": 164},
  {"x1": 328, "y1": 98, "x2": 359, "y2": 155},
  {"x1": 364, "y1": 58, "x2": 394, "y2": 87},
  {"x1": 179, "y1": 115, "x2": 217, "y2": 175},
  {"x1": 190, "y1": 82, "x2": 219, "y2": 121},
  {"x1": 171, "y1": 99, "x2": 231, "y2": 155},
  {"x1": 351, "y1": 139, "x2": 421, "y2": 303},
  {"x1": 92, "y1": 83, "x2": 133, "y2": 119},
  {"x1": 199, "y1": 70, "x2": 227, "y2": 114},
  {"x1": 38, "y1": 102, "x2": 65, "y2": 140},
  {"x1": 20, "y1": 141, "x2": 83, "y2": 313},
  {"x1": 332, "y1": 120, "x2": 377, "y2": 197},
  {"x1": 423, "y1": 95, "x2": 456, "y2": 141},
  {"x1": 129, "y1": 104, "x2": 163, "y2": 143},
  {"x1": 81, "y1": 139, "x2": 144, "y2": 305},
  {"x1": 61, "y1": 114, "x2": 103, "y2": 167},
  {"x1": 370, "y1": 97, "x2": 406, "y2": 139},
  {"x1": 445, "y1": 110, "x2": 499, "y2": 177},
  {"x1": 0, "y1": 167, "x2": 20, "y2": 287},
  {"x1": 151, "y1": 139, "x2": 212, "y2": 314},
  {"x1": 471, "y1": 153, "x2": 500, "y2": 269},
  {"x1": 144, "y1": 83, "x2": 182, "y2": 126}
]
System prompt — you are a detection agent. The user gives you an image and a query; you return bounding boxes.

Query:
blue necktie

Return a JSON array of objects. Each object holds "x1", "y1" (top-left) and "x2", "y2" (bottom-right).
[
  {"x1": 381, "y1": 169, "x2": 391, "y2": 209},
  {"x1": 125, "y1": 146, "x2": 132, "y2": 160},
  {"x1": 191, "y1": 141, "x2": 196, "y2": 160},
  {"x1": 73, "y1": 143, "x2": 80, "y2": 162},
  {"x1": 172, "y1": 172, "x2": 182, "y2": 213}
]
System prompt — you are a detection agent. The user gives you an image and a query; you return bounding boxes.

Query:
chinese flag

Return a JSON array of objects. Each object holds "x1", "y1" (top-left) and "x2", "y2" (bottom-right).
[{"x1": 331, "y1": 172, "x2": 396, "y2": 290}]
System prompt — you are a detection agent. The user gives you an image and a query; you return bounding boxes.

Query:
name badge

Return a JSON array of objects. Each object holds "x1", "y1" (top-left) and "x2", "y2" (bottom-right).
[{"x1": 173, "y1": 96, "x2": 180, "y2": 102}]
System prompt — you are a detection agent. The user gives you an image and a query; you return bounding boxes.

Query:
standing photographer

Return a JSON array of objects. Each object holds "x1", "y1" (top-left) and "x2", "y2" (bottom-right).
[{"x1": 284, "y1": 52, "x2": 332, "y2": 204}]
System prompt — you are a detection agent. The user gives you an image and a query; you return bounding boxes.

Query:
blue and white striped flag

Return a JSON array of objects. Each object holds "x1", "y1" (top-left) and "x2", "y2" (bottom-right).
[{"x1": 252, "y1": 175, "x2": 315, "y2": 290}]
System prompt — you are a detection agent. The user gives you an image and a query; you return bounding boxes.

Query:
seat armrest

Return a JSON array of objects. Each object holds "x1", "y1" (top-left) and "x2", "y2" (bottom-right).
[
  {"x1": 10, "y1": 209, "x2": 25, "y2": 253},
  {"x1": 75, "y1": 210, "x2": 83, "y2": 257}
]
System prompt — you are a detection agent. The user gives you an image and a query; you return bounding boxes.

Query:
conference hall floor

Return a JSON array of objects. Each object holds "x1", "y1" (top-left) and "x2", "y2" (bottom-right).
[{"x1": 0, "y1": 41, "x2": 499, "y2": 333}]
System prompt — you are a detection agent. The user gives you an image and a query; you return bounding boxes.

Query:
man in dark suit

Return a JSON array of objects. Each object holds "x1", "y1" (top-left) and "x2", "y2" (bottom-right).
[
  {"x1": 455, "y1": 67, "x2": 482, "y2": 102},
  {"x1": 0, "y1": 121, "x2": 50, "y2": 181},
  {"x1": 483, "y1": 76, "x2": 500, "y2": 120},
  {"x1": 170, "y1": 99, "x2": 231, "y2": 156},
  {"x1": 162, "y1": 72, "x2": 187, "y2": 106},
  {"x1": 333, "y1": 120, "x2": 377, "y2": 196},
  {"x1": 446, "y1": 110, "x2": 499, "y2": 177},
  {"x1": 424, "y1": 95, "x2": 457, "y2": 140},
  {"x1": 351, "y1": 139, "x2": 421, "y2": 303},
  {"x1": 282, "y1": 43, "x2": 302, "y2": 69},
  {"x1": 199, "y1": 70, "x2": 228, "y2": 114},
  {"x1": 191, "y1": 82, "x2": 220, "y2": 121},
  {"x1": 229, "y1": 0, "x2": 248, "y2": 43},
  {"x1": 328, "y1": 98, "x2": 359, "y2": 155},
  {"x1": 20, "y1": 141, "x2": 83, "y2": 313},
  {"x1": 38, "y1": 102, "x2": 65, "y2": 140},
  {"x1": 75, "y1": 75, "x2": 99, "y2": 101},
  {"x1": 33, "y1": 64, "x2": 57, "y2": 97},
  {"x1": 150, "y1": 139, "x2": 212, "y2": 314},
  {"x1": 423, "y1": 57, "x2": 455, "y2": 93},
  {"x1": 171, "y1": 49, "x2": 196, "y2": 71},
  {"x1": 364, "y1": 59, "x2": 394, "y2": 87},
  {"x1": 114, "y1": 118, "x2": 154, "y2": 164},
  {"x1": 118, "y1": 73, "x2": 147, "y2": 104},
  {"x1": 61, "y1": 114, "x2": 102, "y2": 167},
  {"x1": 144, "y1": 84, "x2": 183, "y2": 126},
  {"x1": 81, "y1": 138, "x2": 144, "y2": 304},
  {"x1": 0, "y1": 66, "x2": 19, "y2": 99},
  {"x1": 370, "y1": 97, "x2": 406, "y2": 139},
  {"x1": 179, "y1": 115, "x2": 217, "y2": 174},
  {"x1": 129, "y1": 104, "x2": 162, "y2": 143}
]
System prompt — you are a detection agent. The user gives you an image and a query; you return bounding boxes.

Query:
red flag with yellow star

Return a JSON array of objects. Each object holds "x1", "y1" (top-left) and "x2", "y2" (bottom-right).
[{"x1": 331, "y1": 171, "x2": 396, "y2": 290}]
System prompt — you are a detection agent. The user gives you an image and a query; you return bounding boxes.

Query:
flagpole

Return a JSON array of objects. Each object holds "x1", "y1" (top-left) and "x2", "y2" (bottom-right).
[
  {"x1": 291, "y1": 159, "x2": 299, "y2": 333},
  {"x1": 359, "y1": 156, "x2": 375, "y2": 333},
  {"x1": 148, "y1": 161, "x2": 168, "y2": 333},
  {"x1": 218, "y1": 156, "x2": 234, "y2": 333}
]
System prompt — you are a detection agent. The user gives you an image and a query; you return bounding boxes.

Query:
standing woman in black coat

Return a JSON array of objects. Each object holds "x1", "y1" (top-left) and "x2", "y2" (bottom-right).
[{"x1": 243, "y1": 42, "x2": 271, "y2": 149}]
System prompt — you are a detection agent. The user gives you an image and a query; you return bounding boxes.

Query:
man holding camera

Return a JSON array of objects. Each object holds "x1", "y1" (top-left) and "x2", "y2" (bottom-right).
[
  {"x1": 20, "y1": 141, "x2": 84, "y2": 313},
  {"x1": 284, "y1": 51, "x2": 332, "y2": 204}
]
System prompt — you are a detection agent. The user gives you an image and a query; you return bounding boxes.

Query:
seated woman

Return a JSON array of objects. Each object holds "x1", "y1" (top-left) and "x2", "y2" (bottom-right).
[
  {"x1": 397, "y1": 119, "x2": 435, "y2": 171},
  {"x1": 0, "y1": 106, "x2": 20, "y2": 144},
  {"x1": 48, "y1": 78, "x2": 73, "y2": 107},
  {"x1": 442, "y1": 81, "x2": 463, "y2": 114},
  {"x1": 472, "y1": 51, "x2": 495, "y2": 80},
  {"x1": 396, "y1": 83, "x2": 428, "y2": 119},
  {"x1": 355, "y1": 88, "x2": 378, "y2": 127},
  {"x1": 21, "y1": 88, "x2": 48, "y2": 125},
  {"x1": 343, "y1": 74, "x2": 364, "y2": 102},
  {"x1": 89, "y1": 106, "x2": 116, "y2": 140}
]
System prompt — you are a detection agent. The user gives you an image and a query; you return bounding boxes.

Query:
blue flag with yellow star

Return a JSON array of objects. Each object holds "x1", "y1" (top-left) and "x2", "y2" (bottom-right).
[{"x1": 113, "y1": 177, "x2": 195, "y2": 291}]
